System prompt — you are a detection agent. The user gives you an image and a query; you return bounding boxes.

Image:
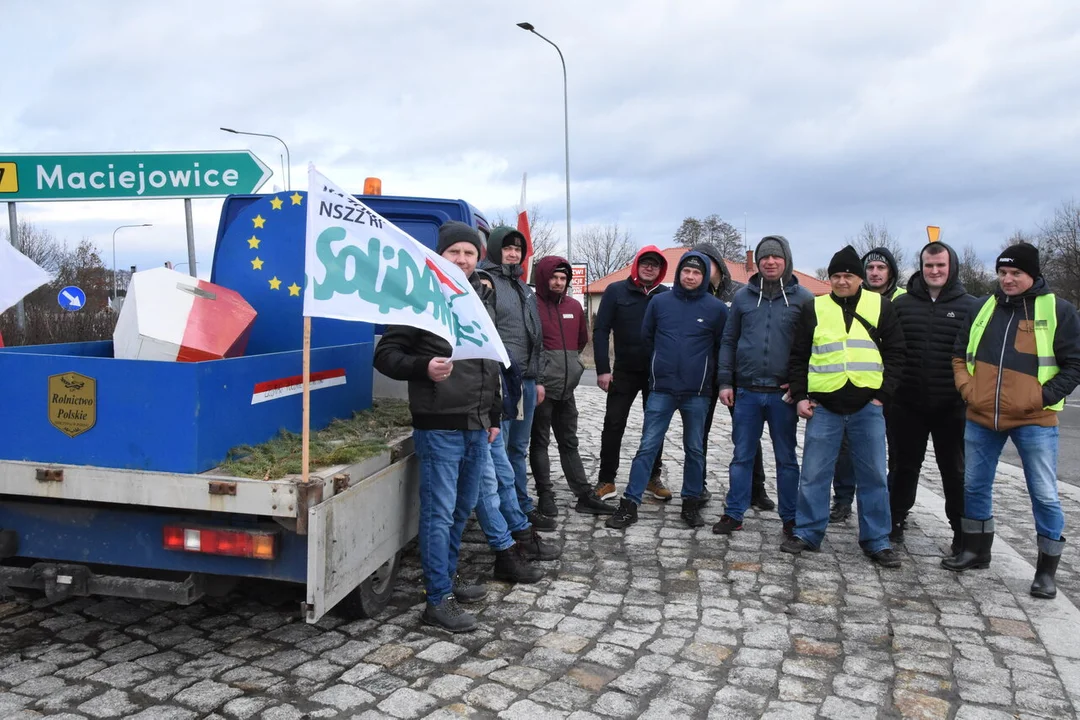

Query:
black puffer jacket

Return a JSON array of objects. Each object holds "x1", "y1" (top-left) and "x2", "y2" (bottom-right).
[{"x1": 893, "y1": 242, "x2": 979, "y2": 409}]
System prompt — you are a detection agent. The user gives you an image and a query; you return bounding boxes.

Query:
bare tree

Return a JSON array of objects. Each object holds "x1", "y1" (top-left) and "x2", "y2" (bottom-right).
[
  {"x1": 674, "y1": 215, "x2": 744, "y2": 261},
  {"x1": 848, "y1": 221, "x2": 908, "y2": 283},
  {"x1": 815, "y1": 267, "x2": 829, "y2": 281},
  {"x1": 957, "y1": 244, "x2": 996, "y2": 298},
  {"x1": 1035, "y1": 201, "x2": 1080, "y2": 306},
  {"x1": 492, "y1": 204, "x2": 560, "y2": 259},
  {"x1": 572, "y1": 222, "x2": 637, "y2": 284},
  {"x1": 2, "y1": 221, "x2": 64, "y2": 273}
]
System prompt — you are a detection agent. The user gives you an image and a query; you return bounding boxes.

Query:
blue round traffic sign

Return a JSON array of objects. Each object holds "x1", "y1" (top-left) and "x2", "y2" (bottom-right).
[{"x1": 58, "y1": 286, "x2": 86, "y2": 312}]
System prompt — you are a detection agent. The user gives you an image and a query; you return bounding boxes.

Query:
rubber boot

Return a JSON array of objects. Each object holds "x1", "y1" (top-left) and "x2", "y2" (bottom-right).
[
  {"x1": 1031, "y1": 534, "x2": 1066, "y2": 599},
  {"x1": 681, "y1": 497, "x2": 705, "y2": 528},
  {"x1": 493, "y1": 544, "x2": 543, "y2": 584},
  {"x1": 941, "y1": 517, "x2": 994, "y2": 571}
]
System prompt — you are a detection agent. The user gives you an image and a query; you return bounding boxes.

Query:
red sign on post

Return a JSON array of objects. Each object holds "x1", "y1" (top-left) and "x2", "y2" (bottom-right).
[{"x1": 570, "y1": 263, "x2": 588, "y2": 297}]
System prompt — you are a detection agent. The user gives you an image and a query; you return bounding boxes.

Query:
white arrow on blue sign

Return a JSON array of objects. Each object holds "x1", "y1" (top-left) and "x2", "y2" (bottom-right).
[{"x1": 58, "y1": 286, "x2": 86, "y2": 312}]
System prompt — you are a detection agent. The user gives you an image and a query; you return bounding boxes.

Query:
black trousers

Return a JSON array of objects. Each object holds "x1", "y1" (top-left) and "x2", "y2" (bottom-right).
[
  {"x1": 888, "y1": 402, "x2": 966, "y2": 532},
  {"x1": 598, "y1": 369, "x2": 663, "y2": 485},
  {"x1": 705, "y1": 396, "x2": 767, "y2": 492},
  {"x1": 531, "y1": 394, "x2": 591, "y2": 498}
]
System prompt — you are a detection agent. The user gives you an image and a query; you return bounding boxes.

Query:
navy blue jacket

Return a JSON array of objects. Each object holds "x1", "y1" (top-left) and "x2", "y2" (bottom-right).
[{"x1": 643, "y1": 251, "x2": 729, "y2": 396}]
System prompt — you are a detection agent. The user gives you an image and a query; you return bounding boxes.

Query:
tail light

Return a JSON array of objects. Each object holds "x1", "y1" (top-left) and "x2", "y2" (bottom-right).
[{"x1": 163, "y1": 526, "x2": 277, "y2": 560}]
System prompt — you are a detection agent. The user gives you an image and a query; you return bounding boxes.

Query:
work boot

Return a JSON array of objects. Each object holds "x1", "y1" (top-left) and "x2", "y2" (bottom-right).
[
  {"x1": 829, "y1": 501, "x2": 851, "y2": 523},
  {"x1": 511, "y1": 526, "x2": 561, "y2": 561},
  {"x1": 681, "y1": 497, "x2": 705, "y2": 528},
  {"x1": 493, "y1": 544, "x2": 543, "y2": 584},
  {"x1": 780, "y1": 536, "x2": 815, "y2": 554},
  {"x1": 712, "y1": 514, "x2": 743, "y2": 535},
  {"x1": 451, "y1": 575, "x2": 488, "y2": 604},
  {"x1": 751, "y1": 486, "x2": 776, "y2": 511},
  {"x1": 941, "y1": 517, "x2": 994, "y2": 571},
  {"x1": 646, "y1": 476, "x2": 672, "y2": 502},
  {"x1": 1031, "y1": 535, "x2": 1066, "y2": 599},
  {"x1": 575, "y1": 491, "x2": 616, "y2": 515},
  {"x1": 537, "y1": 492, "x2": 558, "y2": 518},
  {"x1": 421, "y1": 595, "x2": 477, "y2": 633},
  {"x1": 864, "y1": 547, "x2": 902, "y2": 569},
  {"x1": 526, "y1": 509, "x2": 557, "y2": 532},
  {"x1": 606, "y1": 498, "x2": 638, "y2": 530},
  {"x1": 594, "y1": 481, "x2": 617, "y2": 500},
  {"x1": 700, "y1": 484, "x2": 712, "y2": 504},
  {"x1": 782, "y1": 519, "x2": 796, "y2": 538}
]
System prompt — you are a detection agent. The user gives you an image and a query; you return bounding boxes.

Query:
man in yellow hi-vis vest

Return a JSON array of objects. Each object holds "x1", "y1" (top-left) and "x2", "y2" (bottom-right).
[
  {"x1": 785, "y1": 245, "x2": 906, "y2": 567},
  {"x1": 945, "y1": 242, "x2": 1080, "y2": 600}
]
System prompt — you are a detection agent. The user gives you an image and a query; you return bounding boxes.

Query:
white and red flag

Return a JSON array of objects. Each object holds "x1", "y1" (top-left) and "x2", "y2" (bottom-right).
[{"x1": 516, "y1": 172, "x2": 533, "y2": 282}]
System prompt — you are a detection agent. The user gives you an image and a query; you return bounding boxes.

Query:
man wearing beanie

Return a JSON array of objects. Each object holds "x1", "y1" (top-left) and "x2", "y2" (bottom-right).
[
  {"x1": 784, "y1": 245, "x2": 906, "y2": 566},
  {"x1": 714, "y1": 236, "x2": 813, "y2": 536},
  {"x1": 480, "y1": 226, "x2": 552, "y2": 531},
  {"x1": 944, "y1": 242, "x2": 1080, "y2": 600},
  {"x1": 829, "y1": 246, "x2": 906, "y2": 524},
  {"x1": 373, "y1": 221, "x2": 502, "y2": 632},
  {"x1": 887, "y1": 241, "x2": 978, "y2": 553},
  {"x1": 606, "y1": 250, "x2": 727, "y2": 531}
]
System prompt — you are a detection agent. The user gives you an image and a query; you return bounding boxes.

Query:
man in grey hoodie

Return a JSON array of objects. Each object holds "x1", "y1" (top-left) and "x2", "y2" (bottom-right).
[{"x1": 713, "y1": 236, "x2": 814, "y2": 536}]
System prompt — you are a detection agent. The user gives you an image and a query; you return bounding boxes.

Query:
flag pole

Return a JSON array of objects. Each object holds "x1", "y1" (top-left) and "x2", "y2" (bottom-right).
[{"x1": 301, "y1": 315, "x2": 311, "y2": 484}]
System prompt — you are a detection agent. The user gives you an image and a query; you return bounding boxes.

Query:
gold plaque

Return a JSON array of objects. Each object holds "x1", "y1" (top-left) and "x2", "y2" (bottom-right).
[{"x1": 48, "y1": 372, "x2": 97, "y2": 438}]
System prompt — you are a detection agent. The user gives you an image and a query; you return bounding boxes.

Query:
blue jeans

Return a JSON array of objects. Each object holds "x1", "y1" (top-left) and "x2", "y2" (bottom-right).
[
  {"x1": 833, "y1": 433, "x2": 856, "y2": 506},
  {"x1": 505, "y1": 378, "x2": 537, "y2": 514},
  {"x1": 725, "y1": 389, "x2": 800, "y2": 522},
  {"x1": 963, "y1": 421, "x2": 1063, "y2": 539},
  {"x1": 795, "y1": 403, "x2": 891, "y2": 552},
  {"x1": 475, "y1": 429, "x2": 531, "y2": 551},
  {"x1": 624, "y1": 392, "x2": 709, "y2": 505},
  {"x1": 413, "y1": 429, "x2": 487, "y2": 603}
]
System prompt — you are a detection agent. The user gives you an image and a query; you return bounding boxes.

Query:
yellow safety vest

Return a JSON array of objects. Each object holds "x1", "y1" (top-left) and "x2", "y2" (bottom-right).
[
  {"x1": 888, "y1": 287, "x2": 906, "y2": 300},
  {"x1": 965, "y1": 293, "x2": 1062, "y2": 411},
  {"x1": 808, "y1": 292, "x2": 884, "y2": 393}
]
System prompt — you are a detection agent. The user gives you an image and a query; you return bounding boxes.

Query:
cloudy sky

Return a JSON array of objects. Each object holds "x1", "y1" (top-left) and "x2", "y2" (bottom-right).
[{"x1": 5, "y1": 0, "x2": 1079, "y2": 279}]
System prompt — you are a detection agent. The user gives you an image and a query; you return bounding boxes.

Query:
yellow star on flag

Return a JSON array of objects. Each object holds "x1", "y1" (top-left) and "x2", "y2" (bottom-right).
[
  {"x1": 269, "y1": 276, "x2": 282, "y2": 290},
  {"x1": 287, "y1": 282, "x2": 301, "y2": 296},
  {"x1": 270, "y1": 196, "x2": 284, "y2": 210},
  {"x1": 253, "y1": 214, "x2": 266, "y2": 229},
  {"x1": 247, "y1": 235, "x2": 260, "y2": 249},
  {"x1": 290, "y1": 193, "x2": 303, "y2": 206},
  {"x1": 251, "y1": 257, "x2": 264, "y2": 270}
]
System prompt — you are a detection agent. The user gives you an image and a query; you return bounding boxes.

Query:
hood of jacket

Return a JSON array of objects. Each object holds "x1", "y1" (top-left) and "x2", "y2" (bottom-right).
[
  {"x1": 483, "y1": 225, "x2": 529, "y2": 277},
  {"x1": 861, "y1": 246, "x2": 901, "y2": 297},
  {"x1": 752, "y1": 235, "x2": 795, "y2": 287},
  {"x1": 672, "y1": 251, "x2": 711, "y2": 300},
  {"x1": 906, "y1": 241, "x2": 967, "y2": 301},
  {"x1": 534, "y1": 255, "x2": 573, "y2": 303},
  {"x1": 691, "y1": 242, "x2": 732, "y2": 298},
  {"x1": 629, "y1": 244, "x2": 668, "y2": 291}
]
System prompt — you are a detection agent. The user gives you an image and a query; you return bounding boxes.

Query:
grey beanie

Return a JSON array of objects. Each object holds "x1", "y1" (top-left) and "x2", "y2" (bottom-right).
[
  {"x1": 436, "y1": 221, "x2": 482, "y2": 255},
  {"x1": 756, "y1": 238, "x2": 785, "y2": 263}
]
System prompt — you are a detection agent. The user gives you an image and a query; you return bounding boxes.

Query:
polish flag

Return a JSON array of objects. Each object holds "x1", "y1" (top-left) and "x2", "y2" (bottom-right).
[
  {"x1": 517, "y1": 172, "x2": 533, "y2": 283},
  {"x1": 251, "y1": 368, "x2": 347, "y2": 404},
  {"x1": 113, "y1": 267, "x2": 257, "y2": 362}
]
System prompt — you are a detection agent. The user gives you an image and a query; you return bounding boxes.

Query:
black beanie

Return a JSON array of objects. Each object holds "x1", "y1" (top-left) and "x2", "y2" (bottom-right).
[
  {"x1": 996, "y1": 242, "x2": 1040, "y2": 279},
  {"x1": 828, "y1": 245, "x2": 865, "y2": 279},
  {"x1": 682, "y1": 255, "x2": 707, "y2": 273},
  {"x1": 436, "y1": 221, "x2": 482, "y2": 255}
]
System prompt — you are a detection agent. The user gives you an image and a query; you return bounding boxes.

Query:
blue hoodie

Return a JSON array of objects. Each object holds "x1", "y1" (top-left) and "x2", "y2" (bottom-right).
[{"x1": 642, "y1": 251, "x2": 728, "y2": 396}]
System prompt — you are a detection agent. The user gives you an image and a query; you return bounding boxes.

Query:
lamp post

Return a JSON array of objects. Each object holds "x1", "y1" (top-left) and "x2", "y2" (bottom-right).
[
  {"x1": 112, "y1": 224, "x2": 152, "y2": 301},
  {"x1": 220, "y1": 127, "x2": 291, "y2": 191},
  {"x1": 517, "y1": 21, "x2": 572, "y2": 260}
]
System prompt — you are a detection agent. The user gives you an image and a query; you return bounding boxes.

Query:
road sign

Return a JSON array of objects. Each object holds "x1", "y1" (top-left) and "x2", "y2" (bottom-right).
[
  {"x1": 0, "y1": 151, "x2": 272, "y2": 202},
  {"x1": 58, "y1": 286, "x2": 85, "y2": 312},
  {"x1": 927, "y1": 226, "x2": 941, "y2": 243}
]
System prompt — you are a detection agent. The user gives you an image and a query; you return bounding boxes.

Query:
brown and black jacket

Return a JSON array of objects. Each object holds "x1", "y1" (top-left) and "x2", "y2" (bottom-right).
[{"x1": 952, "y1": 278, "x2": 1080, "y2": 431}]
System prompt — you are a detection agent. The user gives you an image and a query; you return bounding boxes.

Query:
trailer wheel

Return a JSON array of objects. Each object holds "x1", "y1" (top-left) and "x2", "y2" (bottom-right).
[{"x1": 338, "y1": 552, "x2": 401, "y2": 619}]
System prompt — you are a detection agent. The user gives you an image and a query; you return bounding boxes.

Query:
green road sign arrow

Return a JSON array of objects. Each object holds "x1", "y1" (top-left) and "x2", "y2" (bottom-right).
[{"x1": 0, "y1": 151, "x2": 273, "y2": 201}]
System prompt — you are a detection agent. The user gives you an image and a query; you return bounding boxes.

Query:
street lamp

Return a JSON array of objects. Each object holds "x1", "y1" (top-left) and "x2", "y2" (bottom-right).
[
  {"x1": 517, "y1": 21, "x2": 572, "y2": 260},
  {"x1": 220, "y1": 127, "x2": 291, "y2": 190},
  {"x1": 112, "y1": 224, "x2": 153, "y2": 301}
]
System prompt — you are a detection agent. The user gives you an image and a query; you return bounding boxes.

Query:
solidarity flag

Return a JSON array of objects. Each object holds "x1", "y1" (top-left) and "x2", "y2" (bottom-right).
[{"x1": 303, "y1": 165, "x2": 510, "y2": 365}]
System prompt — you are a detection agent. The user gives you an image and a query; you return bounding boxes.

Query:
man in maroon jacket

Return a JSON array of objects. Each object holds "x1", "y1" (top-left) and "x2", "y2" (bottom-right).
[{"x1": 530, "y1": 256, "x2": 616, "y2": 515}]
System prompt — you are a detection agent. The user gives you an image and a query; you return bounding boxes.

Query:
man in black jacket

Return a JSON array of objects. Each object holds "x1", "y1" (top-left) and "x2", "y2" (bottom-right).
[
  {"x1": 593, "y1": 246, "x2": 672, "y2": 501},
  {"x1": 373, "y1": 222, "x2": 502, "y2": 633},
  {"x1": 889, "y1": 242, "x2": 978, "y2": 551}
]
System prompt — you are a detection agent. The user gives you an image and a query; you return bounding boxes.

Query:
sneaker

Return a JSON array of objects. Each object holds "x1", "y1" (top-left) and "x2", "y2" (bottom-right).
[
  {"x1": 595, "y1": 481, "x2": 617, "y2": 500},
  {"x1": 537, "y1": 492, "x2": 558, "y2": 518},
  {"x1": 575, "y1": 491, "x2": 616, "y2": 515},
  {"x1": 606, "y1": 498, "x2": 639, "y2": 530},
  {"x1": 526, "y1": 509, "x2": 557, "y2": 532},
  {"x1": 511, "y1": 526, "x2": 561, "y2": 561},
  {"x1": 828, "y1": 502, "x2": 851, "y2": 524},
  {"x1": 750, "y1": 489, "x2": 776, "y2": 511},
  {"x1": 452, "y1": 575, "x2": 488, "y2": 604},
  {"x1": 646, "y1": 477, "x2": 673, "y2": 502},
  {"x1": 421, "y1": 595, "x2": 477, "y2": 633},
  {"x1": 712, "y1": 514, "x2": 743, "y2": 535},
  {"x1": 865, "y1": 547, "x2": 902, "y2": 569},
  {"x1": 782, "y1": 519, "x2": 796, "y2": 538},
  {"x1": 780, "y1": 536, "x2": 814, "y2": 554}
]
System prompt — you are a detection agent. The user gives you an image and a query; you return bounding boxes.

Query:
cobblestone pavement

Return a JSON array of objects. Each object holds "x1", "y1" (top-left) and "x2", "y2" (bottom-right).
[{"x1": 3, "y1": 384, "x2": 1080, "y2": 719}]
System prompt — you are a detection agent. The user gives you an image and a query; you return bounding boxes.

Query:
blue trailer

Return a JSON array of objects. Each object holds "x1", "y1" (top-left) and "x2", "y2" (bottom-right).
[{"x1": 0, "y1": 188, "x2": 490, "y2": 622}]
